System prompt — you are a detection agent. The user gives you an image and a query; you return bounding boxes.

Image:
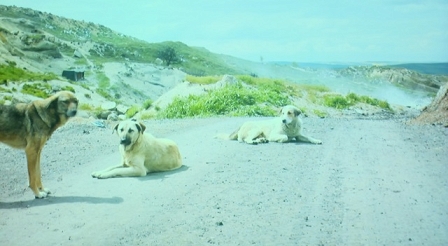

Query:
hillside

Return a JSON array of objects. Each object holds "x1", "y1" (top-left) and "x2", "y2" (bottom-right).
[{"x1": 0, "y1": 4, "x2": 447, "y2": 122}]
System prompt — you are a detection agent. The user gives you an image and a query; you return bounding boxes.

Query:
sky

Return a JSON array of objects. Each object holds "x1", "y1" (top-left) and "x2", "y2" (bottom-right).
[{"x1": 2, "y1": 0, "x2": 448, "y2": 63}]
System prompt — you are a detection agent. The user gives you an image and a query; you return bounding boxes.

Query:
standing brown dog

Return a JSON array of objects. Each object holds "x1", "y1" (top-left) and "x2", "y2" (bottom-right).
[{"x1": 0, "y1": 91, "x2": 78, "y2": 198}]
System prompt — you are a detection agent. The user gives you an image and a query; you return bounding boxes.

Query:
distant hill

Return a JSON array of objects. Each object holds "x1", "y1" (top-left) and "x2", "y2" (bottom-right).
[{"x1": 389, "y1": 63, "x2": 448, "y2": 75}]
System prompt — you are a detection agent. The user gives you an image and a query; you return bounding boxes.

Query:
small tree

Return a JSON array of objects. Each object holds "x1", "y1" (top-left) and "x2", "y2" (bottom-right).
[{"x1": 157, "y1": 47, "x2": 179, "y2": 66}]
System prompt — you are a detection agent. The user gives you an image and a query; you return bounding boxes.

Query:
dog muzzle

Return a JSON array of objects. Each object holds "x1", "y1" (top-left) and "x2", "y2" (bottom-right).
[
  {"x1": 67, "y1": 109, "x2": 77, "y2": 117},
  {"x1": 120, "y1": 137, "x2": 131, "y2": 146}
]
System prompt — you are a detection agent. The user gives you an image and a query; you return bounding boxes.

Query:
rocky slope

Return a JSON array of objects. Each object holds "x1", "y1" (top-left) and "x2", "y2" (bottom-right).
[{"x1": 0, "y1": 5, "x2": 447, "y2": 123}]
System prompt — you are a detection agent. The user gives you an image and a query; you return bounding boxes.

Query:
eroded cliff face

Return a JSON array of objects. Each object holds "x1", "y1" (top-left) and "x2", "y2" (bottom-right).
[
  {"x1": 413, "y1": 82, "x2": 448, "y2": 126},
  {"x1": 337, "y1": 65, "x2": 447, "y2": 93}
]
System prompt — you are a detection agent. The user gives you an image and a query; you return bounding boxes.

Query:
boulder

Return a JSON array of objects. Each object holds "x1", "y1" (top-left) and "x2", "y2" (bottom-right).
[
  {"x1": 116, "y1": 104, "x2": 129, "y2": 114},
  {"x1": 101, "y1": 101, "x2": 116, "y2": 111}
]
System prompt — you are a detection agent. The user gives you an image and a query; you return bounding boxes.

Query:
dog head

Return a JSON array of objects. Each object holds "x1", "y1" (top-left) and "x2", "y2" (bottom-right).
[
  {"x1": 54, "y1": 91, "x2": 78, "y2": 117},
  {"x1": 279, "y1": 105, "x2": 301, "y2": 125},
  {"x1": 113, "y1": 119, "x2": 146, "y2": 147},
  {"x1": 34, "y1": 91, "x2": 78, "y2": 127}
]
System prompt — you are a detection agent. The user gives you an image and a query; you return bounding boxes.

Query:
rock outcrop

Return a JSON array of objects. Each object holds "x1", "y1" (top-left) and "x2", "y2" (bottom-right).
[{"x1": 412, "y1": 82, "x2": 448, "y2": 126}]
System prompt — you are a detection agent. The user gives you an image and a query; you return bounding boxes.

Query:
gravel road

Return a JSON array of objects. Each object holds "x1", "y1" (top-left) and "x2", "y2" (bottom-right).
[{"x1": 1, "y1": 116, "x2": 447, "y2": 245}]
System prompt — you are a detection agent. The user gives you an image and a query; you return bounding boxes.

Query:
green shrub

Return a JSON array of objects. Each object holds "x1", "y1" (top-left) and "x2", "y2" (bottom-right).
[
  {"x1": 126, "y1": 105, "x2": 140, "y2": 118},
  {"x1": 160, "y1": 83, "x2": 291, "y2": 119},
  {"x1": 0, "y1": 63, "x2": 58, "y2": 82},
  {"x1": 96, "y1": 88, "x2": 115, "y2": 102},
  {"x1": 140, "y1": 112, "x2": 154, "y2": 120},
  {"x1": 324, "y1": 92, "x2": 391, "y2": 110},
  {"x1": 323, "y1": 94, "x2": 351, "y2": 109},
  {"x1": 313, "y1": 109, "x2": 327, "y2": 118},
  {"x1": 61, "y1": 86, "x2": 76, "y2": 93},
  {"x1": 79, "y1": 103, "x2": 94, "y2": 111},
  {"x1": 142, "y1": 99, "x2": 153, "y2": 109},
  {"x1": 21, "y1": 83, "x2": 51, "y2": 98},
  {"x1": 186, "y1": 75, "x2": 221, "y2": 85}
]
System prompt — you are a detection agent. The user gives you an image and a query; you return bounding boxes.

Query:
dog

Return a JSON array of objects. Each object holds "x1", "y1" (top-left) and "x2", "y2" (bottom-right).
[
  {"x1": 223, "y1": 105, "x2": 322, "y2": 145},
  {"x1": 0, "y1": 91, "x2": 78, "y2": 198},
  {"x1": 91, "y1": 119, "x2": 182, "y2": 179}
]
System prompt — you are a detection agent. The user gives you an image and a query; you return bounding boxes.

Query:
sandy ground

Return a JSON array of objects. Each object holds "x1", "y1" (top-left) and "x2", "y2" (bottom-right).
[{"x1": 0, "y1": 116, "x2": 447, "y2": 245}]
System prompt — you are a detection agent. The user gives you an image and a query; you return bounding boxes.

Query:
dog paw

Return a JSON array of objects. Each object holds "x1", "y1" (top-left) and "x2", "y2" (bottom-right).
[
  {"x1": 313, "y1": 139, "x2": 323, "y2": 144},
  {"x1": 91, "y1": 172, "x2": 110, "y2": 179},
  {"x1": 259, "y1": 138, "x2": 269, "y2": 143},
  {"x1": 34, "y1": 191, "x2": 48, "y2": 199},
  {"x1": 91, "y1": 171, "x2": 101, "y2": 178},
  {"x1": 40, "y1": 188, "x2": 51, "y2": 195}
]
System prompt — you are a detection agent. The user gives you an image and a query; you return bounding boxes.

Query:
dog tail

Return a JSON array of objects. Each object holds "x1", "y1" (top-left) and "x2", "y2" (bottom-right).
[{"x1": 215, "y1": 128, "x2": 239, "y2": 140}]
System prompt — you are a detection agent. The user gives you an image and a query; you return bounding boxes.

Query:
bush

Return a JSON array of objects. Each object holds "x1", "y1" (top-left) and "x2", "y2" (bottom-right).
[
  {"x1": 186, "y1": 75, "x2": 221, "y2": 85},
  {"x1": 126, "y1": 105, "x2": 140, "y2": 118},
  {"x1": 142, "y1": 99, "x2": 153, "y2": 109},
  {"x1": 61, "y1": 86, "x2": 76, "y2": 93},
  {"x1": 21, "y1": 83, "x2": 51, "y2": 98},
  {"x1": 324, "y1": 94, "x2": 352, "y2": 109},
  {"x1": 324, "y1": 92, "x2": 391, "y2": 110},
  {"x1": 0, "y1": 63, "x2": 58, "y2": 82},
  {"x1": 160, "y1": 83, "x2": 291, "y2": 119}
]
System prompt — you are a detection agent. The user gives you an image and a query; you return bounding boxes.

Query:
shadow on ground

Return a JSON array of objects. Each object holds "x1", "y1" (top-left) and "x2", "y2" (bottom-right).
[{"x1": 0, "y1": 196, "x2": 123, "y2": 209}]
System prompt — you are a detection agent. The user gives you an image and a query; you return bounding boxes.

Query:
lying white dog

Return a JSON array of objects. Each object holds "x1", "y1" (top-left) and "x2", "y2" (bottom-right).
[
  {"x1": 92, "y1": 119, "x2": 182, "y2": 179},
  {"x1": 225, "y1": 105, "x2": 322, "y2": 145}
]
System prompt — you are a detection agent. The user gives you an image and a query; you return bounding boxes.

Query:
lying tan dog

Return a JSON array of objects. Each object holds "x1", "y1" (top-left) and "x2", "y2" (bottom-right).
[
  {"x1": 92, "y1": 119, "x2": 182, "y2": 179},
  {"x1": 224, "y1": 105, "x2": 322, "y2": 145},
  {"x1": 0, "y1": 91, "x2": 78, "y2": 198}
]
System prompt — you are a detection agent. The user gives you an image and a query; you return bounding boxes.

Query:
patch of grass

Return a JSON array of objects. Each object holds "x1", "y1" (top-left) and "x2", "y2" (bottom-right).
[
  {"x1": 186, "y1": 75, "x2": 222, "y2": 85},
  {"x1": 125, "y1": 105, "x2": 140, "y2": 118},
  {"x1": 96, "y1": 72, "x2": 110, "y2": 89},
  {"x1": 79, "y1": 103, "x2": 94, "y2": 111},
  {"x1": 323, "y1": 94, "x2": 351, "y2": 109},
  {"x1": 160, "y1": 83, "x2": 291, "y2": 119},
  {"x1": 140, "y1": 112, "x2": 154, "y2": 120},
  {"x1": 61, "y1": 85, "x2": 75, "y2": 93},
  {"x1": 0, "y1": 63, "x2": 59, "y2": 83},
  {"x1": 21, "y1": 83, "x2": 51, "y2": 98},
  {"x1": 313, "y1": 109, "x2": 327, "y2": 118},
  {"x1": 95, "y1": 88, "x2": 115, "y2": 102},
  {"x1": 0, "y1": 87, "x2": 11, "y2": 93},
  {"x1": 142, "y1": 99, "x2": 153, "y2": 109},
  {"x1": 324, "y1": 92, "x2": 391, "y2": 110}
]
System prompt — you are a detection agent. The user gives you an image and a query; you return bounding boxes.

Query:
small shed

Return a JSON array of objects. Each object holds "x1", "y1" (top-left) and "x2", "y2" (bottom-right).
[{"x1": 62, "y1": 70, "x2": 84, "y2": 81}]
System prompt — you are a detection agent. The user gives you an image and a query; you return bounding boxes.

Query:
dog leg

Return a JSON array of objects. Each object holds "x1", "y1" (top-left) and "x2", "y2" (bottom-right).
[
  {"x1": 26, "y1": 145, "x2": 48, "y2": 199},
  {"x1": 93, "y1": 165, "x2": 147, "y2": 179},
  {"x1": 296, "y1": 134, "x2": 322, "y2": 144},
  {"x1": 267, "y1": 134, "x2": 289, "y2": 143},
  {"x1": 93, "y1": 157, "x2": 147, "y2": 179},
  {"x1": 35, "y1": 149, "x2": 51, "y2": 196},
  {"x1": 242, "y1": 130, "x2": 264, "y2": 145},
  {"x1": 91, "y1": 164, "x2": 126, "y2": 178}
]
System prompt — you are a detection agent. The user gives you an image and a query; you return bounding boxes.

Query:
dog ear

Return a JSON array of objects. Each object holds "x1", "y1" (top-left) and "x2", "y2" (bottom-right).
[
  {"x1": 113, "y1": 123, "x2": 119, "y2": 134},
  {"x1": 33, "y1": 94, "x2": 59, "y2": 127},
  {"x1": 278, "y1": 107, "x2": 284, "y2": 115},
  {"x1": 135, "y1": 122, "x2": 146, "y2": 133},
  {"x1": 294, "y1": 108, "x2": 302, "y2": 117}
]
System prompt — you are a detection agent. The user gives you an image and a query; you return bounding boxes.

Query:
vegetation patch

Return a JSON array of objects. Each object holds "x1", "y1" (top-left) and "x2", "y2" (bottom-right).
[
  {"x1": 160, "y1": 82, "x2": 291, "y2": 119},
  {"x1": 0, "y1": 63, "x2": 58, "y2": 83},
  {"x1": 324, "y1": 92, "x2": 391, "y2": 110},
  {"x1": 125, "y1": 105, "x2": 140, "y2": 118},
  {"x1": 21, "y1": 83, "x2": 51, "y2": 98},
  {"x1": 61, "y1": 85, "x2": 76, "y2": 93},
  {"x1": 142, "y1": 99, "x2": 153, "y2": 110},
  {"x1": 186, "y1": 75, "x2": 222, "y2": 85}
]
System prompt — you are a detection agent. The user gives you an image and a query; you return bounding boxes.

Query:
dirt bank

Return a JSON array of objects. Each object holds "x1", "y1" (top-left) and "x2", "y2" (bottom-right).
[{"x1": 1, "y1": 117, "x2": 447, "y2": 245}]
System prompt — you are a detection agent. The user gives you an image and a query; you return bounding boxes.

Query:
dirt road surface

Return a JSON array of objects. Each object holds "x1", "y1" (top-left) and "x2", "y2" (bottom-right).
[{"x1": 1, "y1": 117, "x2": 447, "y2": 245}]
